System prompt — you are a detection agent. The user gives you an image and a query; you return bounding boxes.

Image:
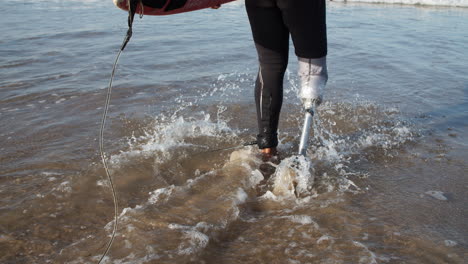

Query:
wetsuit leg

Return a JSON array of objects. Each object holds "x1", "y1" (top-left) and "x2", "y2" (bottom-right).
[
  {"x1": 278, "y1": 0, "x2": 327, "y2": 58},
  {"x1": 246, "y1": 0, "x2": 289, "y2": 149},
  {"x1": 279, "y1": 0, "x2": 328, "y2": 109}
]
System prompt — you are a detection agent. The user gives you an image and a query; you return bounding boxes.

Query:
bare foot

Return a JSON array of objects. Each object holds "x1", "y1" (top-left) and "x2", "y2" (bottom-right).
[
  {"x1": 260, "y1": 147, "x2": 277, "y2": 161},
  {"x1": 261, "y1": 147, "x2": 277, "y2": 155}
]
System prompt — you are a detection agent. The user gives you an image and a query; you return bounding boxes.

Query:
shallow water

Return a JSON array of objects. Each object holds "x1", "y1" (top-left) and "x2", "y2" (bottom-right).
[{"x1": 1, "y1": 1, "x2": 467, "y2": 263}]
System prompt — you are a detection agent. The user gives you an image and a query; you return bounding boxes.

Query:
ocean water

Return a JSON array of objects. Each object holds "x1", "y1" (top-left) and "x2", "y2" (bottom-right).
[
  {"x1": 1, "y1": 0, "x2": 467, "y2": 263},
  {"x1": 332, "y1": 0, "x2": 468, "y2": 7}
]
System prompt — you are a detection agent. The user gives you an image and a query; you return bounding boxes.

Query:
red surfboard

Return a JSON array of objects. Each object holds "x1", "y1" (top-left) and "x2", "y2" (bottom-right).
[{"x1": 113, "y1": 0, "x2": 236, "y2": 16}]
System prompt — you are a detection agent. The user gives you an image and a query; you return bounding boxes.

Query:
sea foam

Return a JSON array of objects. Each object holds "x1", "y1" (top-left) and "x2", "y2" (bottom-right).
[{"x1": 331, "y1": 0, "x2": 468, "y2": 7}]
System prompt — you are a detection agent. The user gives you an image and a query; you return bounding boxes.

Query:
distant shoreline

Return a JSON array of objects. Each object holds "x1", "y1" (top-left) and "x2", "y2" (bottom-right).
[{"x1": 328, "y1": 0, "x2": 468, "y2": 8}]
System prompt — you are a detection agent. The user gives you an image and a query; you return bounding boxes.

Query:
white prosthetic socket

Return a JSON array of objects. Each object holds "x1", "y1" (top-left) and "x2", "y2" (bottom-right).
[{"x1": 298, "y1": 56, "x2": 328, "y2": 110}]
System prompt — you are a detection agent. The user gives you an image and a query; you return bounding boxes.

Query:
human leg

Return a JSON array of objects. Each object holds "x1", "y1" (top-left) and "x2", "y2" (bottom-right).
[
  {"x1": 246, "y1": 0, "x2": 289, "y2": 150},
  {"x1": 279, "y1": 0, "x2": 327, "y2": 59},
  {"x1": 279, "y1": 0, "x2": 328, "y2": 108},
  {"x1": 298, "y1": 57, "x2": 328, "y2": 108}
]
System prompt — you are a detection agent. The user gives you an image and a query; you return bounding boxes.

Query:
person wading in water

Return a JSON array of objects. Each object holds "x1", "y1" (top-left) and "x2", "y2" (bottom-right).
[
  {"x1": 213, "y1": 0, "x2": 328, "y2": 158},
  {"x1": 245, "y1": 0, "x2": 328, "y2": 158}
]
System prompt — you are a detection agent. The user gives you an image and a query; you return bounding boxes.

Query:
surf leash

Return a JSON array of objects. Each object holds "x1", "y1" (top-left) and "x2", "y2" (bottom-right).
[
  {"x1": 97, "y1": 0, "x2": 142, "y2": 263},
  {"x1": 201, "y1": 140, "x2": 258, "y2": 154}
]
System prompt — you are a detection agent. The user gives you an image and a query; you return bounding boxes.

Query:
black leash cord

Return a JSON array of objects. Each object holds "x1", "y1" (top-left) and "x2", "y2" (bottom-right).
[
  {"x1": 97, "y1": 1, "x2": 138, "y2": 263},
  {"x1": 201, "y1": 141, "x2": 258, "y2": 154}
]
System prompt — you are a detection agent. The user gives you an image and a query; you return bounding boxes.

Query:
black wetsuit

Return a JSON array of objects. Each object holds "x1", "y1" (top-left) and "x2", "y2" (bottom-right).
[{"x1": 246, "y1": 0, "x2": 327, "y2": 149}]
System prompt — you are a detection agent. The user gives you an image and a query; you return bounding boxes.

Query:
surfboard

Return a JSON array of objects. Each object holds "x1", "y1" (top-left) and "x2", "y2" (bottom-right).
[{"x1": 113, "y1": 0, "x2": 236, "y2": 16}]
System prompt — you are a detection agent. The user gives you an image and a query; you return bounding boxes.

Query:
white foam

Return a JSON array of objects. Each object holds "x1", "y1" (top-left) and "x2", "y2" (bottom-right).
[
  {"x1": 96, "y1": 179, "x2": 108, "y2": 187},
  {"x1": 317, "y1": 235, "x2": 334, "y2": 245},
  {"x1": 245, "y1": 169, "x2": 264, "y2": 188},
  {"x1": 98, "y1": 151, "x2": 258, "y2": 261},
  {"x1": 233, "y1": 188, "x2": 248, "y2": 205},
  {"x1": 148, "y1": 186, "x2": 175, "y2": 204},
  {"x1": 352, "y1": 241, "x2": 378, "y2": 264},
  {"x1": 55, "y1": 98, "x2": 66, "y2": 104},
  {"x1": 331, "y1": 0, "x2": 468, "y2": 7},
  {"x1": 53, "y1": 181, "x2": 72, "y2": 194},
  {"x1": 272, "y1": 155, "x2": 314, "y2": 198},
  {"x1": 291, "y1": 215, "x2": 314, "y2": 225},
  {"x1": 287, "y1": 258, "x2": 301, "y2": 264},
  {"x1": 283, "y1": 215, "x2": 318, "y2": 227},
  {"x1": 167, "y1": 222, "x2": 212, "y2": 255},
  {"x1": 362, "y1": 233, "x2": 369, "y2": 240},
  {"x1": 104, "y1": 206, "x2": 143, "y2": 232},
  {"x1": 337, "y1": 177, "x2": 361, "y2": 193},
  {"x1": 305, "y1": 103, "x2": 416, "y2": 194},
  {"x1": 177, "y1": 229, "x2": 210, "y2": 255},
  {"x1": 259, "y1": 190, "x2": 279, "y2": 201},
  {"x1": 425, "y1": 190, "x2": 448, "y2": 201},
  {"x1": 109, "y1": 113, "x2": 236, "y2": 166},
  {"x1": 444, "y1": 240, "x2": 457, "y2": 247}
]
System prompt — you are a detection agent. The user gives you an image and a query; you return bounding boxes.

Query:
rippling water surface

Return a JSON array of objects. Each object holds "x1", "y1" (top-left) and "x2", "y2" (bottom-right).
[{"x1": 1, "y1": 1, "x2": 467, "y2": 263}]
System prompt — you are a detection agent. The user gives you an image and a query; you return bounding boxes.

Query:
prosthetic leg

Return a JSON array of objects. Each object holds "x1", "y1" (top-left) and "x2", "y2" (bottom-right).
[{"x1": 297, "y1": 56, "x2": 328, "y2": 156}]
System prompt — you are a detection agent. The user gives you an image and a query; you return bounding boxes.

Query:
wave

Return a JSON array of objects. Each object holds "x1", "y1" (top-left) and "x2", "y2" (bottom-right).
[{"x1": 330, "y1": 0, "x2": 468, "y2": 7}]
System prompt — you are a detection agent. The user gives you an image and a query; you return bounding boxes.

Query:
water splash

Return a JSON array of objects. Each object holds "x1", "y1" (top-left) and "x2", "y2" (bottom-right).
[
  {"x1": 271, "y1": 155, "x2": 314, "y2": 198},
  {"x1": 109, "y1": 112, "x2": 237, "y2": 166}
]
